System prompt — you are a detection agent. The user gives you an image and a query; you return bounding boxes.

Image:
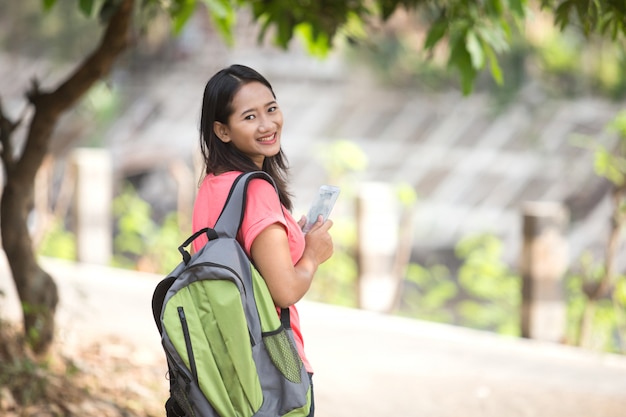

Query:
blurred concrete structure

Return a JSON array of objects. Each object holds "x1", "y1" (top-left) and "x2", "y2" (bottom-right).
[
  {"x1": 98, "y1": 52, "x2": 626, "y2": 272},
  {"x1": 70, "y1": 148, "x2": 113, "y2": 265},
  {"x1": 356, "y1": 182, "x2": 401, "y2": 312},
  {"x1": 520, "y1": 201, "x2": 569, "y2": 342}
]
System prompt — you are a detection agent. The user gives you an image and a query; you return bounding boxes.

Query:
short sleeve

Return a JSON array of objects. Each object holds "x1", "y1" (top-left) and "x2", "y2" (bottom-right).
[{"x1": 239, "y1": 178, "x2": 287, "y2": 255}]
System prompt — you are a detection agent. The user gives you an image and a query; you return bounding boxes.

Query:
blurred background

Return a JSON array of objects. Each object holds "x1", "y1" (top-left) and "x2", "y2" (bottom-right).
[{"x1": 1, "y1": 0, "x2": 626, "y2": 415}]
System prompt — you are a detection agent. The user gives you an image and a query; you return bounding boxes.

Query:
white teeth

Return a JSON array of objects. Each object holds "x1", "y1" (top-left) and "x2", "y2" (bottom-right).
[{"x1": 258, "y1": 134, "x2": 274, "y2": 142}]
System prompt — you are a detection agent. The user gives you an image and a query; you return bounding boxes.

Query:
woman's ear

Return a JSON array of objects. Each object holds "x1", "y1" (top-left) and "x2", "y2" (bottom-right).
[{"x1": 213, "y1": 121, "x2": 230, "y2": 143}]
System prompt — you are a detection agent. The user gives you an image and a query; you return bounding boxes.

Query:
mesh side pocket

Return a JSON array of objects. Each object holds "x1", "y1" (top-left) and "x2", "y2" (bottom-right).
[
  {"x1": 262, "y1": 327, "x2": 303, "y2": 383},
  {"x1": 169, "y1": 371, "x2": 195, "y2": 417}
]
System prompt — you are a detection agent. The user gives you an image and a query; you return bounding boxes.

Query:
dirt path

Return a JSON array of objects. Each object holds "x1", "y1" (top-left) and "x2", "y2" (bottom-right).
[{"x1": 2, "y1": 257, "x2": 626, "y2": 417}]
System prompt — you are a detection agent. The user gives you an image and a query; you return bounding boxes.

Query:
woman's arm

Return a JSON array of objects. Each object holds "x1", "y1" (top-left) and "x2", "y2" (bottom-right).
[{"x1": 251, "y1": 217, "x2": 334, "y2": 308}]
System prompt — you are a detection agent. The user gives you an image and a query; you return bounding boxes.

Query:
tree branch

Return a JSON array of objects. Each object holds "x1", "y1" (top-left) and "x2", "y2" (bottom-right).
[
  {"x1": 0, "y1": 98, "x2": 19, "y2": 173},
  {"x1": 17, "y1": 0, "x2": 135, "y2": 181}
]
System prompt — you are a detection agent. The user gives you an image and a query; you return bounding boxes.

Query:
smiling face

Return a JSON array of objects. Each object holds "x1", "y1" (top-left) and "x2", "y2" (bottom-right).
[{"x1": 213, "y1": 81, "x2": 283, "y2": 169}]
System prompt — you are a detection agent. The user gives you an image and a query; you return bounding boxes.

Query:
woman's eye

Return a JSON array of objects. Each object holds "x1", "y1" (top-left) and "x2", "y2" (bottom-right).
[
  {"x1": 268, "y1": 106, "x2": 277, "y2": 113},
  {"x1": 244, "y1": 114, "x2": 255, "y2": 120}
]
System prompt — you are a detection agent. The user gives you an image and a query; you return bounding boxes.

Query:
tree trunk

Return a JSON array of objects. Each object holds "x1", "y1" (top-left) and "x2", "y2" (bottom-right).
[
  {"x1": 1, "y1": 180, "x2": 58, "y2": 353},
  {"x1": 0, "y1": 0, "x2": 134, "y2": 354}
]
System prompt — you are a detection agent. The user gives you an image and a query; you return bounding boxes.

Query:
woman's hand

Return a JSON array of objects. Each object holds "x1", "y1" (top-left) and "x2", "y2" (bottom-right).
[{"x1": 301, "y1": 215, "x2": 334, "y2": 266}]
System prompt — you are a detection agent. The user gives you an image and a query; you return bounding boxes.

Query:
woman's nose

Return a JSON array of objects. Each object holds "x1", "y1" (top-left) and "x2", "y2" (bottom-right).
[{"x1": 257, "y1": 115, "x2": 270, "y2": 132}]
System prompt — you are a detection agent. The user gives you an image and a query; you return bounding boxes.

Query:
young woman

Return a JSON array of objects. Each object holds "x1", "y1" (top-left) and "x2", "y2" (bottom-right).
[{"x1": 191, "y1": 64, "x2": 334, "y2": 416}]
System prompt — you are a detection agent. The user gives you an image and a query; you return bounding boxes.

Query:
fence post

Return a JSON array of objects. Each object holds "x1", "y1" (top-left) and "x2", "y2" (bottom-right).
[
  {"x1": 70, "y1": 148, "x2": 112, "y2": 265},
  {"x1": 520, "y1": 201, "x2": 569, "y2": 342},
  {"x1": 356, "y1": 182, "x2": 401, "y2": 313}
]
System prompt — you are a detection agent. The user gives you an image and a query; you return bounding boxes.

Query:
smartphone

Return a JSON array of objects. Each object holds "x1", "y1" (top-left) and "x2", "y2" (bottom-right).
[{"x1": 302, "y1": 185, "x2": 340, "y2": 233}]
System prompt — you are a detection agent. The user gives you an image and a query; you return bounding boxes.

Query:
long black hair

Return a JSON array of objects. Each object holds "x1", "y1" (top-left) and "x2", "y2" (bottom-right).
[{"x1": 199, "y1": 64, "x2": 293, "y2": 210}]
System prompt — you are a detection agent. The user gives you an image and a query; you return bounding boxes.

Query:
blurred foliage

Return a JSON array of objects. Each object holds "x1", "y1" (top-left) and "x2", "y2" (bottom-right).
[
  {"x1": 346, "y1": 4, "x2": 626, "y2": 98},
  {"x1": 402, "y1": 262, "x2": 456, "y2": 323},
  {"x1": 79, "y1": 80, "x2": 122, "y2": 148},
  {"x1": 300, "y1": 143, "x2": 522, "y2": 335},
  {"x1": 307, "y1": 217, "x2": 360, "y2": 307},
  {"x1": 340, "y1": 0, "x2": 529, "y2": 94},
  {"x1": 565, "y1": 251, "x2": 626, "y2": 353},
  {"x1": 400, "y1": 233, "x2": 520, "y2": 335},
  {"x1": 111, "y1": 183, "x2": 186, "y2": 274},
  {"x1": 37, "y1": 219, "x2": 77, "y2": 260},
  {"x1": 602, "y1": 111, "x2": 626, "y2": 186},
  {"x1": 566, "y1": 111, "x2": 626, "y2": 354},
  {"x1": 84, "y1": 81, "x2": 120, "y2": 124},
  {"x1": 541, "y1": 0, "x2": 626, "y2": 40},
  {"x1": 306, "y1": 140, "x2": 368, "y2": 307},
  {"x1": 455, "y1": 234, "x2": 521, "y2": 335},
  {"x1": 534, "y1": 29, "x2": 626, "y2": 98},
  {"x1": 2, "y1": 0, "x2": 625, "y2": 98},
  {"x1": 0, "y1": 0, "x2": 102, "y2": 60},
  {"x1": 316, "y1": 140, "x2": 369, "y2": 184},
  {"x1": 35, "y1": 182, "x2": 185, "y2": 273}
]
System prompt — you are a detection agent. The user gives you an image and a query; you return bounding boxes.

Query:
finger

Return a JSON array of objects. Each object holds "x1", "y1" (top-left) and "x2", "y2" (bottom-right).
[
  {"x1": 297, "y1": 215, "x2": 306, "y2": 228},
  {"x1": 308, "y1": 215, "x2": 325, "y2": 231},
  {"x1": 321, "y1": 218, "x2": 333, "y2": 231},
  {"x1": 310, "y1": 218, "x2": 333, "y2": 233}
]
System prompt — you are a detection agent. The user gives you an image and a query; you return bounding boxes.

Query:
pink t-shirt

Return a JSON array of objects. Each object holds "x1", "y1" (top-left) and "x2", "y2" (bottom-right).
[{"x1": 191, "y1": 171, "x2": 312, "y2": 373}]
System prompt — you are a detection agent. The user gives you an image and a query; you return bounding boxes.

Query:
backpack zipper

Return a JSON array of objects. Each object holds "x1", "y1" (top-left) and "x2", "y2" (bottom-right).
[
  {"x1": 177, "y1": 306, "x2": 199, "y2": 384},
  {"x1": 193, "y1": 261, "x2": 247, "y2": 295}
]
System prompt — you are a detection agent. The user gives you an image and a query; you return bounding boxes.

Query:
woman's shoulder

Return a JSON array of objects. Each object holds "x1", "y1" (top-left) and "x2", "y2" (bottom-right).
[
  {"x1": 200, "y1": 170, "x2": 278, "y2": 197},
  {"x1": 203, "y1": 170, "x2": 242, "y2": 183},
  {"x1": 246, "y1": 174, "x2": 279, "y2": 197},
  {"x1": 199, "y1": 171, "x2": 241, "y2": 191}
]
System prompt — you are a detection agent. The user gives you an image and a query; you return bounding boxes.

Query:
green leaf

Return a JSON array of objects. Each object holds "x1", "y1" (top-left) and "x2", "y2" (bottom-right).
[
  {"x1": 424, "y1": 20, "x2": 448, "y2": 50},
  {"x1": 484, "y1": 45, "x2": 504, "y2": 85},
  {"x1": 608, "y1": 110, "x2": 626, "y2": 137},
  {"x1": 499, "y1": 17, "x2": 513, "y2": 41},
  {"x1": 379, "y1": 0, "x2": 398, "y2": 20},
  {"x1": 553, "y1": 0, "x2": 573, "y2": 31},
  {"x1": 42, "y1": 0, "x2": 57, "y2": 11},
  {"x1": 406, "y1": 263, "x2": 430, "y2": 286},
  {"x1": 172, "y1": 0, "x2": 198, "y2": 34},
  {"x1": 341, "y1": 11, "x2": 368, "y2": 41},
  {"x1": 507, "y1": 0, "x2": 527, "y2": 16},
  {"x1": 210, "y1": 11, "x2": 237, "y2": 45},
  {"x1": 449, "y1": 35, "x2": 477, "y2": 94},
  {"x1": 256, "y1": 15, "x2": 272, "y2": 45},
  {"x1": 593, "y1": 147, "x2": 626, "y2": 185},
  {"x1": 79, "y1": 0, "x2": 95, "y2": 16},
  {"x1": 422, "y1": 280, "x2": 457, "y2": 309},
  {"x1": 296, "y1": 22, "x2": 331, "y2": 57},
  {"x1": 486, "y1": 0, "x2": 504, "y2": 15},
  {"x1": 202, "y1": 0, "x2": 230, "y2": 18},
  {"x1": 466, "y1": 30, "x2": 485, "y2": 69},
  {"x1": 395, "y1": 182, "x2": 418, "y2": 207},
  {"x1": 275, "y1": 14, "x2": 294, "y2": 48},
  {"x1": 475, "y1": 25, "x2": 510, "y2": 53}
]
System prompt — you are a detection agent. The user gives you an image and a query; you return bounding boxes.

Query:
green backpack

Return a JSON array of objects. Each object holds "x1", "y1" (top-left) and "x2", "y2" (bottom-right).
[{"x1": 151, "y1": 171, "x2": 311, "y2": 417}]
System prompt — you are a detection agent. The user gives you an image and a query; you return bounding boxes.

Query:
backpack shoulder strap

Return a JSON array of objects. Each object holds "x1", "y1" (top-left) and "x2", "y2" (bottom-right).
[
  {"x1": 213, "y1": 171, "x2": 278, "y2": 239},
  {"x1": 214, "y1": 170, "x2": 290, "y2": 324},
  {"x1": 151, "y1": 276, "x2": 176, "y2": 333}
]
